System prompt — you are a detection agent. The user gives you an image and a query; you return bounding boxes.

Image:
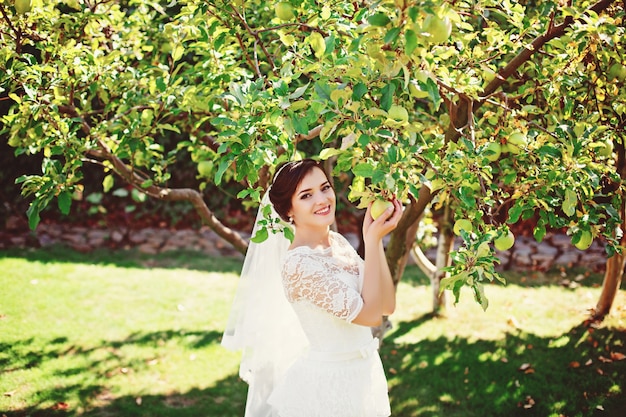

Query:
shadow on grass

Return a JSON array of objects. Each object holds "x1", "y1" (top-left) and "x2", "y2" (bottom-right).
[
  {"x1": 3, "y1": 321, "x2": 626, "y2": 417},
  {"x1": 383, "y1": 316, "x2": 626, "y2": 417},
  {"x1": 2, "y1": 329, "x2": 246, "y2": 417},
  {"x1": 0, "y1": 245, "x2": 243, "y2": 274}
]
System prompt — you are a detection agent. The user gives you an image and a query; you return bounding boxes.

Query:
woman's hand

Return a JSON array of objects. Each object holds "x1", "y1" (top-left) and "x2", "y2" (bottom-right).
[{"x1": 363, "y1": 198, "x2": 403, "y2": 242}]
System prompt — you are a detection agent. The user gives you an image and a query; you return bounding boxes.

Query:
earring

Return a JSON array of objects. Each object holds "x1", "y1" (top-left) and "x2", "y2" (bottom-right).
[{"x1": 288, "y1": 216, "x2": 294, "y2": 224}]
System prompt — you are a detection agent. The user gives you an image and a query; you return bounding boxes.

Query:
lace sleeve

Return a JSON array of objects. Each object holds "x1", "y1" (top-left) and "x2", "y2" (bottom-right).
[{"x1": 282, "y1": 251, "x2": 364, "y2": 323}]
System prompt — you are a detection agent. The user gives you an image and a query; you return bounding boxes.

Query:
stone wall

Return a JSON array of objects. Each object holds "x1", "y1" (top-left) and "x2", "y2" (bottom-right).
[{"x1": 0, "y1": 220, "x2": 608, "y2": 273}]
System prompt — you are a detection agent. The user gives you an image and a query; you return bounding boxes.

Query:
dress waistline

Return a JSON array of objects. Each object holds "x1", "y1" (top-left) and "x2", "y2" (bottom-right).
[{"x1": 305, "y1": 338, "x2": 379, "y2": 362}]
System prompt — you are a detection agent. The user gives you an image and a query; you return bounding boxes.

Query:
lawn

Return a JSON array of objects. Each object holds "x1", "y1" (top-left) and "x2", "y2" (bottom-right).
[{"x1": 1, "y1": 245, "x2": 625, "y2": 417}]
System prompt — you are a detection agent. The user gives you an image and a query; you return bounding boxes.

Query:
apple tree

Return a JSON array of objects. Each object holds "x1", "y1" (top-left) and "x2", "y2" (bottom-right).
[{"x1": 1, "y1": 0, "x2": 625, "y2": 322}]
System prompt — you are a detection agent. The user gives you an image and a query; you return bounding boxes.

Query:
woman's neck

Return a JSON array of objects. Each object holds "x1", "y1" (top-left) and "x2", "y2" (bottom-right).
[{"x1": 291, "y1": 227, "x2": 331, "y2": 250}]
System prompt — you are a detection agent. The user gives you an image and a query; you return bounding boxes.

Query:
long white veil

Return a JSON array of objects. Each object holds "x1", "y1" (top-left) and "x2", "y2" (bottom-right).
[{"x1": 221, "y1": 192, "x2": 308, "y2": 417}]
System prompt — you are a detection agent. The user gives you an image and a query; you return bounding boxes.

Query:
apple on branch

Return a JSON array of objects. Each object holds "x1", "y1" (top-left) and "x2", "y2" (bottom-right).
[
  {"x1": 371, "y1": 199, "x2": 394, "y2": 220},
  {"x1": 494, "y1": 230, "x2": 515, "y2": 251},
  {"x1": 506, "y1": 131, "x2": 527, "y2": 155},
  {"x1": 422, "y1": 14, "x2": 452, "y2": 44},
  {"x1": 275, "y1": 2, "x2": 295, "y2": 21},
  {"x1": 197, "y1": 160, "x2": 213, "y2": 177},
  {"x1": 484, "y1": 141, "x2": 502, "y2": 162},
  {"x1": 14, "y1": 0, "x2": 32, "y2": 14},
  {"x1": 573, "y1": 230, "x2": 593, "y2": 251},
  {"x1": 453, "y1": 219, "x2": 473, "y2": 236}
]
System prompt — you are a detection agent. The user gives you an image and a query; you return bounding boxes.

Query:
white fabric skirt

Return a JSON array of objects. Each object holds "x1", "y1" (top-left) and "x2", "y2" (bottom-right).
[{"x1": 267, "y1": 338, "x2": 391, "y2": 417}]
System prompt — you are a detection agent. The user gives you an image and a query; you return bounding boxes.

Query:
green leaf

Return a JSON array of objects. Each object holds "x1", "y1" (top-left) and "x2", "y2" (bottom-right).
[
  {"x1": 353, "y1": 162, "x2": 374, "y2": 177},
  {"x1": 459, "y1": 186, "x2": 476, "y2": 208},
  {"x1": 380, "y1": 83, "x2": 396, "y2": 111},
  {"x1": 507, "y1": 202, "x2": 524, "y2": 224},
  {"x1": 423, "y1": 78, "x2": 442, "y2": 110},
  {"x1": 320, "y1": 148, "x2": 343, "y2": 160},
  {"x1": 533, "y1": 220, "x2": 547, "y2": 242},
  {"x1": 290, "y1": 83, "x2": 309, "y2": 99},
  {"x1": 367, "y1": 12, "x2": 391, "y2": 27},
  {"x1": 314, "y1": 81, "x2": 332, "y2": 101},
  {"x1": 26, "y1": 203, "x2": 41, "y2": 231},
  {"x1": 215, "y1": 159, "x2": 231, "y2": 185},
  {"x1": 372, "y1": 169, "x2": 387, "y2": 184},
  {"x1": 103, "y1": 175, "x2": 114, "y2": 193},
  {"x1": 384, "y1": 27, "x2": 401, "y2": 45},
  {"x1": 292, "y1": 115, "x2": 309, "y2": 135},
  {"x1": 324, "y1": 32, "x2": 336, "y2": 56},
  {"x1": 405, "y1": 29, "x2": 418, "y2": 55},
  {"x1": 251, "y1": 227, "x2": 268, "y2": 243},
  {"x1": 352, "y1": 82, "x2": 367, "y2": 101},
  {"x1": 8, "y1": 93, "x2": 21, "y2": 104},
  {"x1": 172, "y1": 45, "x2": 184, "y2": 62},
  {"x1": 562, "y1": 188, "x2": 577, "y2": 217},
  {"x1": 439, "y1": 271, "x2": 469, "y2": 305},
  {"x1": 388, "y1": 146, "x2": 398, "y2": 163},
  {"x1": 283, "y1": 226, "x2": 295, "y2": 242},
  {"x1": 58, "y1": 191, "x2": 72, "y2": 215},
  {"x1": 320, "y1": 119, "x2": 340, "y2": 142},
  {"x1": 472, "y1": 283, "x2": 489, "y2": 311}
]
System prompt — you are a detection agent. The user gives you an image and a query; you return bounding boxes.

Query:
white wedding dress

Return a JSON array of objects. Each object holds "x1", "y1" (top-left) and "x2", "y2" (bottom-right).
[{"x1": 267, "y1": 231, "x2": 391, "y2": 417}]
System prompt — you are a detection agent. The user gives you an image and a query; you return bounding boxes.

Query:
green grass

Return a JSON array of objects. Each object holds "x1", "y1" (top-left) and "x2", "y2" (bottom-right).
[{"x1": 1, "y1": 245, "x2": 625, "y2": 417}]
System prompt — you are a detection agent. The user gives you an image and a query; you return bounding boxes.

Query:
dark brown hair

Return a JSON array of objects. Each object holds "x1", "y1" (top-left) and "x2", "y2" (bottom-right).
[{"x1": 269, "y1": 159, "x2": 332, "y2": 222}]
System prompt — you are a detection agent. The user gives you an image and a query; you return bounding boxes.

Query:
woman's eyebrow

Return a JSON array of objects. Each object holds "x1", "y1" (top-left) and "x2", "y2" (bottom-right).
[{"x1": 297, "y1": 181, "x2": 330, "y2": 196}]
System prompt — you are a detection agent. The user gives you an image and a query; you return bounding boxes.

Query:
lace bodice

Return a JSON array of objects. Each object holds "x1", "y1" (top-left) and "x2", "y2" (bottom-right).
[{"x1": 281, "y1": 231, "x2": 373, "y2": 353}]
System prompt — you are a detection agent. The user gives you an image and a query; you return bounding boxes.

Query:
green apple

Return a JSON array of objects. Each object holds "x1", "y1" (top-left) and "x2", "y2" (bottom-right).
[
  {"x1": 388, "y1": 105, "x2": 409, "y2": 123},
  {"x1": 507, "y1": 132, "x2": 527, "y2": 155},
  {"x1": 453, "y1": 219, "x2": 473, "y2": 236},
  {"x1": 482, "y1": 68, "x2": 497, "y2": 83},
  {"x1": 597, "y1": 139, "x2": 614, "y2": 158},
  {"x1": 275, "y1": 2, "x2": 295, "y2": 21},
  {"x1": 422, "y1": 14, "x2": 452, "y2": 44},
  {"x1": 14, "y1": 0, "x2": 32, "y2": 14},
  {"x1": 8, "y1": 135, "x2": 21, "y2": 147},
  {"x1": 197, "y1": 160, "x2": 213, "y2": 177},
  {"x1": 484, "y1": 142, "x2": 502, "y2": 162},
  {"x1": 371, "y1": 199, "x2": 394, "y2": 220},
  {"x1": 160, "y1": 42, "x2": 173, "y2": 53},
  {"x1": 608, "y1": 63, "x2": 626, "y2": 81},
  {"x1": 494, "y1": 230, "x2": 515, "y2": 251},
  {"x1": 574, "y1": 230, "x2": 593, "y2": 250}
]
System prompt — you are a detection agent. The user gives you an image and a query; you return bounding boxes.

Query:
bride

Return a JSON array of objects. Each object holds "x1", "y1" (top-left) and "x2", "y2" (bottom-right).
[{"x1": 222, "y1": 158, "x2": 402, "y2": 417}]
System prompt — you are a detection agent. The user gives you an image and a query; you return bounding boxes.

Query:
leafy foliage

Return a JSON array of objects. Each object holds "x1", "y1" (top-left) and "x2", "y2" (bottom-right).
[{"x1": 1, "y1": 0, "x2": 625, "y2": 307}]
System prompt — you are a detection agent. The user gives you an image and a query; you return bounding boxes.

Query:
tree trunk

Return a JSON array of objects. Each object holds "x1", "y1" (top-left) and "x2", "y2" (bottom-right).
[
  {"x1": 371, "y1": 190, "x2": 432, "y2": 342},
  {"x1": 592, "y1": 131, "x2": 626, "y2": 321},
  {"x1": 410, "y1": 238, "x2": 436, "y2": 278},
  {"x1": 593, "y1": 247, "x2": 625, "y2": 321},
  {"x1": 431, "y1": 206, "x2": 454, "y2": 315},
  {"x1": 385, "y1": 185, "x2": 434, "y2": 283}
]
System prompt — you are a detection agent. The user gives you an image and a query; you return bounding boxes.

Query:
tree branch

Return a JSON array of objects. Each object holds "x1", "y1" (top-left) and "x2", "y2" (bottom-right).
[
  {"x1": 89, "y1": 145, "x2": 249, "y2": 254},
  {"x1": 53, "y1": 102, "x2": 250, "y2": 254},
  {"x1": 446, "y1": 0, "x2": 617, "y2": 144}
]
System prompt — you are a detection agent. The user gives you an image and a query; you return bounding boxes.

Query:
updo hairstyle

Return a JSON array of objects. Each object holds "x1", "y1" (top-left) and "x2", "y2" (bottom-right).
[{"x1": 268, "y1": 159, "x2": 332, "y2": 222}]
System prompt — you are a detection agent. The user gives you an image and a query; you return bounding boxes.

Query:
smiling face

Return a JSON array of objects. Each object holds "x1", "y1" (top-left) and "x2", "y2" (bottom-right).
[{"x1": 288, "y1": 167, "x2": 336, "y2": 231}]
